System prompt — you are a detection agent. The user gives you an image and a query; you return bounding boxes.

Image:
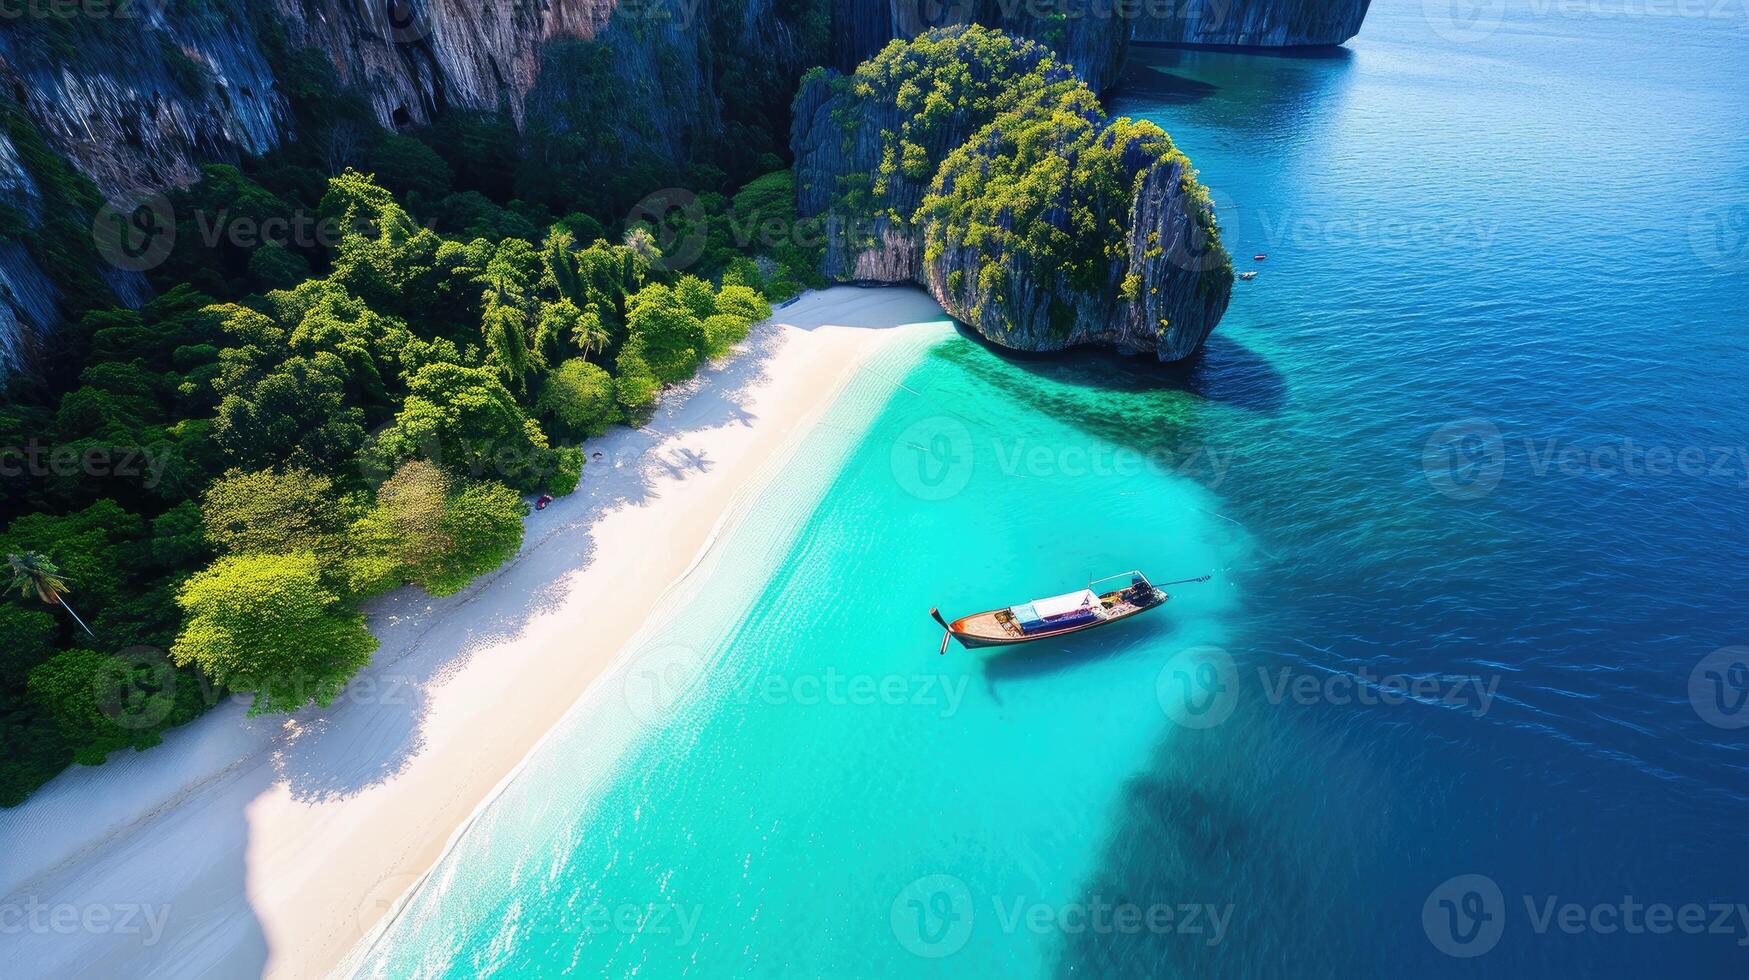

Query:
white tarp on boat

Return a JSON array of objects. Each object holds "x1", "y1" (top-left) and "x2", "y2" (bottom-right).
[
  {"x1": 1009, "y1": 589, "x2": 1102, "y2": 632},
  {"x1": 1026, "y1": 589, "x2": 1099, "y2": 619}
]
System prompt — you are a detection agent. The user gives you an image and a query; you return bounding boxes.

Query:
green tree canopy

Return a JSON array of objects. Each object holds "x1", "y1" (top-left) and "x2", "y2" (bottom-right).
[
  {"x1": 538, "y1": 359, "x2": 619, "y2": 439},
  {"x1": 369, "y1": 133, "x2": 454, "y2": 202},
  {"x1": 318, "y1": 168, "x2": 399, "y2": 231},
  {"x1": 624, "y1": 283, "x2": 707, "y2": 384},
  {"x1": 27, "y1": 648, "x2": 201, "y2": 764},
  {"x1": 715, "y1": 284, "x2": 772, "y2": 324},
  {"x1": 702, "y1": 313, "x2": 750, "y2": 360},
  {"x1": 367, "y1": 362, "x2": 566, "y2": 491},
  {"x1": 201, "y1": 467, "x2": 348, "y2": 558},
  {"x1": 0, "y1": 604, "x2": 57, "y2": 689},
  {"x1": 211, "y1": 352, "x2": 367, "y2": 472},
  {"x1": 171, "y1": 552, "x2": 377, "y2": 715},
  {"x1": 413, "y1": 480, "x2": 526, "y2": 597},
  {"x1": 2, "y1": 502, "x2": 143, "y2": 620}
]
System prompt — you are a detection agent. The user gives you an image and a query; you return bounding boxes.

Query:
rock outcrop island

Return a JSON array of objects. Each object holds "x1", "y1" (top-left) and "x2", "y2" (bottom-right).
[{"x1": 792, "y1": 26, "x2": 1233, "y2": 361}]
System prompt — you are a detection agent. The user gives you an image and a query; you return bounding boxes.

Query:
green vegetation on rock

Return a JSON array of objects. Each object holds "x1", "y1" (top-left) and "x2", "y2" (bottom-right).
[{"x1": 794, "y1": 25, "x2": 1232, "y2": 359}]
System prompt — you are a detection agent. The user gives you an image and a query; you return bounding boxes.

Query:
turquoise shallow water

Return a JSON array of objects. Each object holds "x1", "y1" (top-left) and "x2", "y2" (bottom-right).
[
  {"x1": 358, "y1": 0, "x2": 1748, "y2": 975},
  {"x1": 353, "y1": 327, "x2": 1249, "y2": 977}
]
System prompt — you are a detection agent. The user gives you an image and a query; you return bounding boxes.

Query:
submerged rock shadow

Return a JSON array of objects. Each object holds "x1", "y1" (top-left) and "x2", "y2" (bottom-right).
[
  {"x1": 1051, "y1": 693, "x2": 1407, "y2": 977},
  {"x1": 1134, "y1": 42, "x2": 1358, "y2": 62},
  {"x1": 944, "y1": 319, "x2": 1288, "y2": 415},
  {"x1": 1115, "y1": 59, "x2": 1223, "y2": 104}
]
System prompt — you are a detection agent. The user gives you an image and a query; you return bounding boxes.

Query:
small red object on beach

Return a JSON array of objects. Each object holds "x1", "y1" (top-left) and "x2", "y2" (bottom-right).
[{"x1": 1252, "y1": 253, "x2": 1267, "y2": 261}]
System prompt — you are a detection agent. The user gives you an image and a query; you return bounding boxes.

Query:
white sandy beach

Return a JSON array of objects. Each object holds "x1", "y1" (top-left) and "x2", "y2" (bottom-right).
[{"x1": 0, "y1": 286, "x2": 950, "y2": 979}]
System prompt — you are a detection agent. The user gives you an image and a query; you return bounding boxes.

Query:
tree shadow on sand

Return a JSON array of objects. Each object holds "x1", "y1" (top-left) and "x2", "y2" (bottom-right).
[
  {"x1": 0, "y1": 286, "x2": 939, "y2": 975},
  {"x1": 271, "y1": 287, "x2": 941, "y2": 803}
]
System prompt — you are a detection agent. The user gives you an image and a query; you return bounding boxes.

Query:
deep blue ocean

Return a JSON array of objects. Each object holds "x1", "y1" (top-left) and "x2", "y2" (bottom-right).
[
  {"x1": 356, "y1": 1, "x2": 1749, "y2": 975},
  {"x1": 1101, "y1": 1, "x2": 1749, "y2": 972}
]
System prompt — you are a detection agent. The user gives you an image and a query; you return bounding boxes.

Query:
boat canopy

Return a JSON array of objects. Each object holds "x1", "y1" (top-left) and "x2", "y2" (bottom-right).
[
  {"x1": 1010, "y1": 589, "x2": 1100, "y2": 633},
  {"x1": 1090, "y1": 570, "x2": 1151, "y2": 590}
]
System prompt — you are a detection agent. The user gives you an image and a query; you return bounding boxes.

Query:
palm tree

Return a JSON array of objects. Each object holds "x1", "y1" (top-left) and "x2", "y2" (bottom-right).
[
  {"x1": 543, "y1": 226, "x2": 582, "y2": 304},
  {"x1": 623, "y1": 225, "x2": 659, "y2": 272},
  {"x1": 575, "y1": 303, "x2": 611, "y2": 361},
  {"x1": 481, "y1": 298, "x2": 536, "y2": 395},
  {"x1": 7, "y1": 551, "x2": 94, "y2": 636}
]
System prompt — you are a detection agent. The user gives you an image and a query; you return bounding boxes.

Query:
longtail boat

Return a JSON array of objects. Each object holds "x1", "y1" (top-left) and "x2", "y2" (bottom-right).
[{"x1": 929, "y1": 571, "x2": 1208, "y2": 652}]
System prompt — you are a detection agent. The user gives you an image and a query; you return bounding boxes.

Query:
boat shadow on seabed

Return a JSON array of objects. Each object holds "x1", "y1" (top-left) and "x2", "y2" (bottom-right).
[{"x1": 974, "y1": 616, "x2": 1181, "y2": 705}]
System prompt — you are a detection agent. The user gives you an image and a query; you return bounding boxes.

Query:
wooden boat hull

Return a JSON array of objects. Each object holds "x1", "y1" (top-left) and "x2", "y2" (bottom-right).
[{"x1": 943, "y1": 587, "x2": 1168, "y2": 648}]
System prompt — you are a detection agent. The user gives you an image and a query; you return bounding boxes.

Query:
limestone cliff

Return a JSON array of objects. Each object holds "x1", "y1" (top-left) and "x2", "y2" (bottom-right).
[
  {"x1": 1131, "y1": 0, "x2": 1371, "y2": 47},
  {"x1": 827, "y1": 0, "x2": 1128, "y2": 93},
  {"x1": 265, "y1": 0, "x2": 797, "y2": 168},
  {"x1": 0, "y1": 0, "x2": 809, "y2": 371},
  {"x1": 0, "y1": 11, "x2": 285, "y2": 198},
  {"x1": 0, "y1": 130, "x2": 55, "y2": 373},
  {"x1": 0, "y1": 10, "x2": 284, "y2": 369},
  {"x1": 0, "y1": 0, "x2": 801, "y2": 203},
  {"x1": 793, "y1": 26, "x2": 1231, "y2": 362}
]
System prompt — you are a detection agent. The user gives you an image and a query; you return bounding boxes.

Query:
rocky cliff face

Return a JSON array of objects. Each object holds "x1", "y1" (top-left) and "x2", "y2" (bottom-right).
[
  {"x1": 0, "y1": 0, "x2": 793, "y2": 204},
  {"x1": 0, "y1": 10, "x2": 286, "y2": 370},
  {"x1": 1131, "y1": 0, "x2": 1371, "y2": 47},
  {"x1": 0, "y1": 0, "x2": 806, "y2": 371},
  {"x1": 267, "y1": 0, "x2": 789, "y2": 165},
  {"x1": 827, "y1": 0, "x2": 1127, "y2": 93},
  {"x1": 0, "y1": 12, "x2": 283, "y2": 202},
  {"x1": 0, "y1": 130, "x2": 56, "y2": 374},
  {"x1": 794, "y1": 26, "x2": 1231, "y2": 362}
]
